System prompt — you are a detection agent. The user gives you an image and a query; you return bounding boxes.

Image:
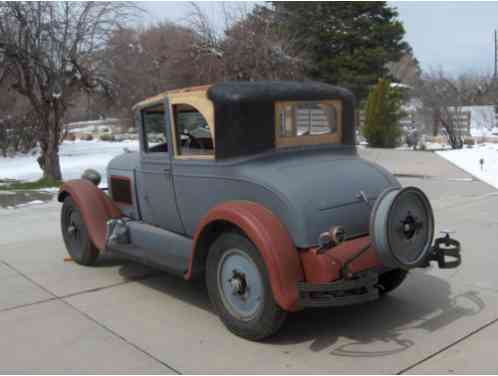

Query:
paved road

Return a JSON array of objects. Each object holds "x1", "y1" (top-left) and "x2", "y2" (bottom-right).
[{"x1": 1, "y1": 149, "x2": 498, "y2": 373}]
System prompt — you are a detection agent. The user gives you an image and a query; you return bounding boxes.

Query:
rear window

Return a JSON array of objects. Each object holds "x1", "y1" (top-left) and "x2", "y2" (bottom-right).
[{"x1": 275, "y1": 100, "x2": 342, "y2": 147}]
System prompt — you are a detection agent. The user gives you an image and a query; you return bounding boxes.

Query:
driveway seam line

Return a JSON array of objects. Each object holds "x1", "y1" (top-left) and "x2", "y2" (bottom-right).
[
  {"x1": 0, "y1": 260, "x2": 181, "y2": 374},
  {"x1": 57, "y1": 272, "x2": 163, "y2": 299},
  {"x1": 0, "y1": 297, "x2": 58, "y2": 313},
  {"x1": 62, "y1": 298, "x2": 182, "y2": 375},
  {"x1": 397, "y1": 316, "x2": 498, "y2": 374}
]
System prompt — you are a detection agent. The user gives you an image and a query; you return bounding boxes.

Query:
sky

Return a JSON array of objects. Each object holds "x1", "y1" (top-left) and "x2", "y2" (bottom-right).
[{"x1": 140, "y1": 1, "x2": 498, "y2": 76}]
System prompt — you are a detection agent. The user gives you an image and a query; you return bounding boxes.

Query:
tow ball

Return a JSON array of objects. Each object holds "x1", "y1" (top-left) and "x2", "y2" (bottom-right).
[{"x1": 424, "y1": 231, "x2": 462, "y2": 269}]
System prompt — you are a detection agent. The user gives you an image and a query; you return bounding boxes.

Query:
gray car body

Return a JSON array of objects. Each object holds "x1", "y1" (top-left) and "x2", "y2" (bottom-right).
[{"x1": 108, "y1": 105, "x2": 400, "y2": 251}]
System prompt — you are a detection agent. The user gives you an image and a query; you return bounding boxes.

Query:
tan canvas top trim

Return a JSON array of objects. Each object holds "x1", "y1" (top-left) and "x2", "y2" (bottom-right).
[{"x1": 132, "y1": 84, "x2": 213, "y2": 111}]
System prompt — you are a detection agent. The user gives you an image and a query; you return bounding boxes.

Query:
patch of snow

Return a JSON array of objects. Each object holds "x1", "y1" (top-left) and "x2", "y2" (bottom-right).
[
  {"x1": 15, "y1": 200, "x2": 45, "y2": 208},
  {"x1": 208, "y1": 47, "x2": 223, "y2": 58},
  {"x1": 457, "y1": 105, "x2": 497, "y2": 137},
  {"x1": 437, "y1": 143, "x2": 498, "y2": 189},
  {"x1": 38, "y1": 187, "x2": 59, "y2": 193},
  {"x1": 401, "y1": 98, "x2": 422, "y2": 113},
  {"x1": 391, "y1": 82, "x2": 412, "y2": 89},
  {"x1": 0, "y1": 140, "x2": 140, "y2": 187},
  {"x1": 69, "y1": 124, "x2": 112, "y2": 133},
  {"x1": 397, "y1": 142, "x2": 452, "y2": 151}
]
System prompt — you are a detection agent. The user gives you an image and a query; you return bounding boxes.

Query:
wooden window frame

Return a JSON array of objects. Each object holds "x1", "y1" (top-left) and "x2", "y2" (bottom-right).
[
  {"x1": 169, "y1": 91, "x2": 215, "y2": 161},
  {"x1": 274, "y1": 100, "x2": 342, "y2": 148}
]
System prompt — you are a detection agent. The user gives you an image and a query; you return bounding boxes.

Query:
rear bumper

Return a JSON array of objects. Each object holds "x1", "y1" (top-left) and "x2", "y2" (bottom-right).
[
  {"x1": 298, "y1": 236, "x2": 383, "y2": 308},
  {"x1": 297, "y1": 271, "x2": 379, "y2": 307},
  {"x1": 297, "y1": 234, "x2": 461, "y2": 308}
]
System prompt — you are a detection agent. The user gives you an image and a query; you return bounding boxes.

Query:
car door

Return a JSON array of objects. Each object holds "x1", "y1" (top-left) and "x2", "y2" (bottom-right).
[
  {"x1": 168, "y1": 99, "x2": 216, "y2": 236},
  {"x1": 135, "y1": 101, "x2": 184, "y2": 234}
]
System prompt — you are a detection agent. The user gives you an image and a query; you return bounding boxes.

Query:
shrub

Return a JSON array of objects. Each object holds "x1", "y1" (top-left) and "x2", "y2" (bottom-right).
[
  {"x1": 362, "y1": 79, "x2": 404, "y2": 148},
  {"x1": 65, "y1": 133, "x2": 76, "y2": 141},
  {"x1": 99, "y1": 133, "x2": 115, "y2": 142},
  {"x1": 80, "y1": 134, "x2": 94, "y2": 141},
  {"x1": 463, "y1": 137, "x2": 475, "y2": 147}
]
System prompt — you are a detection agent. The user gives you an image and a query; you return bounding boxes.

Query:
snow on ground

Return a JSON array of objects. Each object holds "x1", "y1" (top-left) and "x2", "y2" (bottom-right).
[
  {"x1": 397, "y1": 142, "x2": 452, "y2": 151},
  {"x1": 0, "y1": 140, "x2": 139, "y2": 186},
  {"x1": 460, "y1": 106, "x2": 497, "y2": 137},
  {"x1": 70, "y1": 125, "x2": 112, "y2": 133},
  {"x1": 14, "y1": 200, "x2": 45, "y2": 208},
  {"x1": 437, "y1": 143, "x2": 498, "y2": 189}
]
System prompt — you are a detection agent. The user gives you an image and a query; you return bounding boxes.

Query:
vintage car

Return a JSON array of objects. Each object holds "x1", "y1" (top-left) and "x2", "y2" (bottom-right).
[{"x1": 58, "y1": 81, "x2": 461, "y2": 340}]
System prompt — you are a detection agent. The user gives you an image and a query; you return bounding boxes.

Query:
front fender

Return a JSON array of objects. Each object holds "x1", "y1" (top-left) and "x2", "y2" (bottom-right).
[
  {"x1": 58, "y1": 179, "x2": 121, "y2": 251},
  {"x1": 188, "y1": 201, "x2": 304, "y2": 312}
]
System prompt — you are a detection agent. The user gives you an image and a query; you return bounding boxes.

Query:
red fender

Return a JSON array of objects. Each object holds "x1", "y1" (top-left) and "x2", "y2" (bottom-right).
[
  {"x1": 58, "y1": 179, "x2": 121, "y2": 251},
  {"x1": 187, "y1": 201, "x2": 304, "y2": 312}
]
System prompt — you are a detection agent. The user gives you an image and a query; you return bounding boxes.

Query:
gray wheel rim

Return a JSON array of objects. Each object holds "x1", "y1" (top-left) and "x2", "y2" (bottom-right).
[{"x1": 217, "y1": 248, "x2": 264, "y2": 321}]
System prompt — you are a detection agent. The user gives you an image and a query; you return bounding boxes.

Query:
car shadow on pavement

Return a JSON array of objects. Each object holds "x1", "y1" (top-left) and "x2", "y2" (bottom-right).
[
  {"x1": 118, "y1": 263, "x2": 212, "y2": 311},
  {"x1": 272, "y1": 272, "x2": 485, "y2": 357},
  {"x1": 117, "y1": 262, "x2": 484, "y2": 357}
]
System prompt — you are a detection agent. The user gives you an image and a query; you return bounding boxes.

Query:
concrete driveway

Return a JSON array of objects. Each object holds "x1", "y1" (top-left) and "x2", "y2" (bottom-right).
[{"x1": 1, "y1": 149, "x2": 498, "y2": 373}]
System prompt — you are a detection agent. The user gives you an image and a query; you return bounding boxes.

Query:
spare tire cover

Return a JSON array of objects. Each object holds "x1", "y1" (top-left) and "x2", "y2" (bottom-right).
[{"x1": 370, "y1": 186, "x2": 434, "y2": 269}]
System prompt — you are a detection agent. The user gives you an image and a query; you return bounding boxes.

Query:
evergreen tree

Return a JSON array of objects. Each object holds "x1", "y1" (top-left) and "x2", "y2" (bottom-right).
[
  {"x1": 274, "y1": 2, "x2": 409, "y2": 101},
  {"x1": 363, "y1": 79, "x2": 404, "y2": 148}
]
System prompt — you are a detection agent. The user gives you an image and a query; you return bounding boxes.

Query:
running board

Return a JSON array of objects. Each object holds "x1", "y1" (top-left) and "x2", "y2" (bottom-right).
[{"x1": 106, "y1": 220, "x2": 193, "y2": 276}]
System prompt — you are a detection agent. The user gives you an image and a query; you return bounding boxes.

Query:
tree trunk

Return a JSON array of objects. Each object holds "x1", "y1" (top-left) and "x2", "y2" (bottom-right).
[
  {"x1": 40, "y1": 135, "x2": 62, "y2": 181},
  {"x1": 432, "y1": 108, "x2": 440, "y2": 137},
  {"x1": 37, "y1": 108, "x2": 63, "y2": 181}
]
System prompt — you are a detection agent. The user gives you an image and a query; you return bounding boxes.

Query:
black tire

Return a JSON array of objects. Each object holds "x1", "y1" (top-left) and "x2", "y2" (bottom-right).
[
  {"x1": 206, "y1": 232, "x2": 287, "y2": 340},
  {"x1": 61, "y1": 197, "x2": 99, "y2": 266},
  {"x1": 378, "y1": 268, "x2": 408, "y2": 295}
]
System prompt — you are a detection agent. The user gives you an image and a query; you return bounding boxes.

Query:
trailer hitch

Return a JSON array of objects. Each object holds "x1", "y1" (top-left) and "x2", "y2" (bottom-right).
[{"x1": 424, "y1": 231, "x2": 462, "y2": 269}]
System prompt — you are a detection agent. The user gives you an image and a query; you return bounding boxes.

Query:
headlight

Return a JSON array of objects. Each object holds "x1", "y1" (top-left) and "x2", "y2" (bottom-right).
[{"x1": 81, "y1": 169, "x2": 102, "y2": 186}]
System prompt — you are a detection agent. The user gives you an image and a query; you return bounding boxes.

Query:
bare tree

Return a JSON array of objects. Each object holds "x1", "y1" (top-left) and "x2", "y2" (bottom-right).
[
  {"x1": 414, "y1": 69, "x2": 498, "y2": 149},
  {"x1": 0, "y1": 2, "x2": 140, "y2": 180},
  {"x1": 103, "y1": 22, "x2": 209, "y2": 118},
  {"x1": 188, "y1": 3, "x2": 304, "y2": 81},
  {"x1": 0, "y1": 66, "x2": 39, "y2": 156},
  {"x1": 103, "y1": 3, "x2": 304, "y2": 121},
  {"x1": 386, "y1": 53, "x2": 420, "y2": 85}
]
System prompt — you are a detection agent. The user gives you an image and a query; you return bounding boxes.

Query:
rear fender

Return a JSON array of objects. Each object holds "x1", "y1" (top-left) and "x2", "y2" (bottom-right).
[
  {"x1": 187, "y1": 201, "x2": 304, "y2": 312},
  {"x1": 58, "y1": 179, "x2": 121, "y2": 251}
]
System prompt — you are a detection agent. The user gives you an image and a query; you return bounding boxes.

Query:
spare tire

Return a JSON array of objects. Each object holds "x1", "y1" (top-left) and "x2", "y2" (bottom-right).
[{"x1": 370, "y1": 186, "x2": 434, "y2": 269}]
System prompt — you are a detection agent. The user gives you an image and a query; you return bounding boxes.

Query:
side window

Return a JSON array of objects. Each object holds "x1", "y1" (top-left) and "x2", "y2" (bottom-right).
[
  {"x1": 172, "y1": 104, "x2": 214, "y2": 157},
  {"x1": 278, "y1": 101, "x2": 338, "y2": 137},
  {"x1": 142, "y1": 104, "x2": 168, "y2": 153},
  {"x1": 275, "y1": 100, "x2": 342, "y2": 148}
]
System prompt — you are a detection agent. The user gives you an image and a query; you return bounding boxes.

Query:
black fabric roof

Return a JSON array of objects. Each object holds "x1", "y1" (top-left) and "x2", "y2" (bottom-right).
[
  {"x1": 207, "y1": 80, "x2": 356, "y2": 106},
  {"x1": 206, "y1": 81, "x2": 357, "y2": 160}
]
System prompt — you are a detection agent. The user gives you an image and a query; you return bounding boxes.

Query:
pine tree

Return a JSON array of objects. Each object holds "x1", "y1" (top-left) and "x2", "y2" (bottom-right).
[
  {"x1": 274, "y1": 2, "x2": 409, "y2": 101},
  {"x1": 363, "y1": 79, "x2": 403, "y2": 148}
]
